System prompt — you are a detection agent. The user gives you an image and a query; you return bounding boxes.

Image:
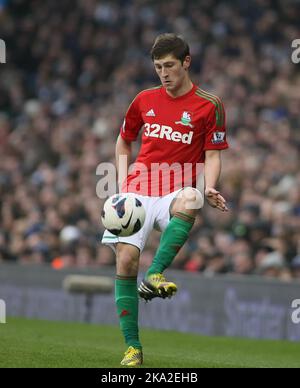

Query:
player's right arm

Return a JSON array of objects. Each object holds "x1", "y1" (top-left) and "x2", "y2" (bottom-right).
[
  {"x1": 116, "y1": 135, "x2": 132, "y2": 191},
  {"x1": 116, "y1": 93, "x2": 144, "y2": 191}
]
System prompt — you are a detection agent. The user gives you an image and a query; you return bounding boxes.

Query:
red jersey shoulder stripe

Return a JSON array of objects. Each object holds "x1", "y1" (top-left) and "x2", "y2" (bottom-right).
[{"x1": 195, "y1": 88, "x2": 225, "y2": 127}]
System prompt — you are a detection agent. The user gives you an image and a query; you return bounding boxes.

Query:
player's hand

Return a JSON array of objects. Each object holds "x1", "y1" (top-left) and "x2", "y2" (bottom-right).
[{"x1": 205, "y1": 188, "x2": 228, "y2": 212}]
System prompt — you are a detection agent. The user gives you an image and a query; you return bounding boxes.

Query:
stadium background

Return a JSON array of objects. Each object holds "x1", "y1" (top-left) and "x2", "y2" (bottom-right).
[
  {"x1": 1, "y1": 0, "x2": 299, "y2": 280},
  {"x1": 1, "y1": 0, "x2": 300, "y2": 368}
]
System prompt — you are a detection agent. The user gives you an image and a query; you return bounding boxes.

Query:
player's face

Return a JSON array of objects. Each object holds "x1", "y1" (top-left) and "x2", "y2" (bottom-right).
[{"x1": 153, "y1": 54, "x2": 191, "y2": 92}]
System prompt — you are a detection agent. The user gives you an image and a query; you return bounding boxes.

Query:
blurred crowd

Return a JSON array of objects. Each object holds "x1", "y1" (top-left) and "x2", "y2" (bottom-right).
[{"x1": 0, "y1": 0, "x2": 299, "y2": 281}]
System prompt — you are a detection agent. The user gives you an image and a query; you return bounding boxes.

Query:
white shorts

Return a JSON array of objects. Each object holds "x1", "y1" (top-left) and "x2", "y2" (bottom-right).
[{"x1": 101, "y1": 188, "x2": 185, "y2": 253}]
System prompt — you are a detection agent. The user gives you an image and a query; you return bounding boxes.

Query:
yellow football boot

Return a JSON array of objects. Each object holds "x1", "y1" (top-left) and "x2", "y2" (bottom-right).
[
  {"x1": 138, "y1": 273, "x2": 177, "y2": 301},
  {"x1": 120, "y1": 346, "x2": 143, "y2": 366}
]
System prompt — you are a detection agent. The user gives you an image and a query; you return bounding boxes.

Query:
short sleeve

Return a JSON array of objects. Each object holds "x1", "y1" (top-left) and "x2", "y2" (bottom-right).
[
  {"x1": 120, "y1": 94, "x2": 144, "y2": 142},
  {"x1": 204, "y1": 99, "x2": 228, "y2": 150}
]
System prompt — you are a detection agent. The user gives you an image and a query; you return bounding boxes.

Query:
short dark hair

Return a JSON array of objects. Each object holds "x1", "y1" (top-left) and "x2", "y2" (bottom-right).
[{"x1": 151, "y1": 33, "x2": 190, "y2": 63}]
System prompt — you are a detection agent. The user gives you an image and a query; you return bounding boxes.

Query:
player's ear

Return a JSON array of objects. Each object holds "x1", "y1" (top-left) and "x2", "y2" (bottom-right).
[{"x1": 183, "y1": 55, "x2": 191, "y2": 70}]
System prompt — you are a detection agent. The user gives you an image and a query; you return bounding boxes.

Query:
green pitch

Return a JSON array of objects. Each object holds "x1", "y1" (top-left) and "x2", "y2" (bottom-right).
[{"x1": 1, "y1": 318, "x2": 299, "y2": 368}]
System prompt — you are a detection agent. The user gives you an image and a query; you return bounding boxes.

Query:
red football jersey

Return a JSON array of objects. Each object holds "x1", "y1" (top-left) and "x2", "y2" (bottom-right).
[{"x1": 120, "y1": 84, "x2": 228, "y2": 196}]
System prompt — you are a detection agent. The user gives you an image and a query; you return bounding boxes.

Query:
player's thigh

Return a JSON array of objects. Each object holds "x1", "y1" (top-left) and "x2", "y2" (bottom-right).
[
  {"x1": 155, "y1": 188, "x2": 203, "y2": 231},
  {"x1": 154, "y1": 189, "x2": 182, "y2": 232}
]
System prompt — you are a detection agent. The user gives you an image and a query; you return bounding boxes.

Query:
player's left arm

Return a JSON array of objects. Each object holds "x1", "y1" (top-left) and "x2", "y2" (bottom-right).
[
  {"x1": 203, "y1": 97, "x2": 229, "y2": 212},
  {"x1": 204, "y1": 150, "x2": 228, "y2": 212}
]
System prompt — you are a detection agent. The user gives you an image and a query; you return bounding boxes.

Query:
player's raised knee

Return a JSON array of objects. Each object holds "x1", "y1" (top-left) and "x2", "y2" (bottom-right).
[{"x1": 181, "y1": 187, "x2": 204, "y2": 211}]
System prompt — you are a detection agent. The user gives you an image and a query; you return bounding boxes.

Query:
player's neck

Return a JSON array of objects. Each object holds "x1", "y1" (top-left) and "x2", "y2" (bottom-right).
[{"x1": 165, "y1": 78, "x2": 193, "y2": 98}]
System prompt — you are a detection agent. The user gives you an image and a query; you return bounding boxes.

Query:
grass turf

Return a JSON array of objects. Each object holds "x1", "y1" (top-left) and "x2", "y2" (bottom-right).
[{"x1": 0, "y1": 317, "x2": 299, "y2": 368}]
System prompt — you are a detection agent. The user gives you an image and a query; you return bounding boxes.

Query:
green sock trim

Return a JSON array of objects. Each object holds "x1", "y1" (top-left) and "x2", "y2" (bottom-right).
[
  {"x1": 115, "y1": 278, "x2": 142, "y2": 349},
  {"x1": 146, "y1": 212, "x2": 195, "y2": 276},
  {"x1": 169, "y1": 211, "x2": 195, "y2": 222},
  {"x1": 116, "y1": 275, "x2": 137, "y2": 281},
  {"x1": 174, "y1": 211, "x2": 195, "y2": 224}
]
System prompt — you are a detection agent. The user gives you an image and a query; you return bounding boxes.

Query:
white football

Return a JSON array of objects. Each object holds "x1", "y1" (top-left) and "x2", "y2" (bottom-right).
[{"x1": 101, "y1": 194, "x2": 146, "y2": 237}]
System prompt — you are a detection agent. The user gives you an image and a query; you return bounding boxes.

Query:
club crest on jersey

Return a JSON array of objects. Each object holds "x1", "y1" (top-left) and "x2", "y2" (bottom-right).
[{"x1": 175, "y1": 111, "x2": 194, "y2": 128}]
